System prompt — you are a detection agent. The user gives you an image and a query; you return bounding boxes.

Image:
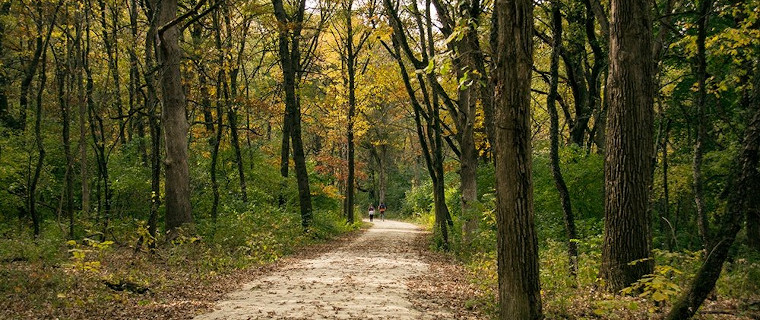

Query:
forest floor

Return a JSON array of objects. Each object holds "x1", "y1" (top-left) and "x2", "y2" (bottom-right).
[
  {"x1": 194, "y1": 219, "x2": 484, "y2": 320},
  {"x1": 1, "y1": 219, "x2": 483, "y2": 319}
]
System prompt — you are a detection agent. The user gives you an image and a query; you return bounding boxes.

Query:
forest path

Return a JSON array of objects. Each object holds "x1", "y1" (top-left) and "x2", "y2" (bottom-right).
[{"x1": 194, "y1": 219, "x2": 456, "y2": 320}]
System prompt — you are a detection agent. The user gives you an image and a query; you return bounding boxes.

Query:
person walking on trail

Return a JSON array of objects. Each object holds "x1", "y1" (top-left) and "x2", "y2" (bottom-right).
[
  {"x1": 378, "y1": 202, "x2": 387, "y2": 221},
  {"x1": 368, "y1": 204, "x2": 375, "y2": 222}
]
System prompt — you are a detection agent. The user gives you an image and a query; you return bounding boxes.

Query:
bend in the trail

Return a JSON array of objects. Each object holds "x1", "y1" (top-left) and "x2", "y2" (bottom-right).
[{"x1": 195, "y1": 219, "x2": 459, "y2": 320}]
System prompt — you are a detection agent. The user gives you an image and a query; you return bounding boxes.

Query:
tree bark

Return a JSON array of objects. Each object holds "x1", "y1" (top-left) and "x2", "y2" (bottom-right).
[
  {"x1": 429, "y1": 0, "x2": 481, "y2": 247},
  {"x1": 693, "y1": 0, "x2": 711, "y2": 250},
  {"x1": 547, "y1": 0, "x2": 578, "y2": 279},
  {"x1": 424, "y1": 0, "x2": 452, "y2": 234},
  {"x1": 0, "y1": 1, "x2": 12, "y2": 128},
  {"x1": 226, "y1": 9, "x2": 249, "y2": 203},
  {"x1": 29, "y1": 39, "x2": 48, "y2": 238},
  {"x1": 129, "y1": 0, "x2": 146, "y2": 162},
  {"x1": 210, "y1": 71, "x2": 223, "y2": 224},
  {"x1": 662, "y1": 119, "x2": 675, "y2": 250},
  {"x1": 191, "y1": 22, "x2": 215, "y2": 134},
  {"x1": 142, "y1": 0, "x2": 160, "y2": 243},
  {"x1": 492, "y1": 0, "x2": 542, "y2": 317},
  {"x1": 345, "y1": 0, "x2": 357, "y2": 224},
  {"x1": 600, "y1": 0, "x2": 655, "y2": 292},
  {"x1": 97, "y1": 0, "x2": 126, "y2": 145},
  {"x1": 77, "y1": 5, "x2": 90, "y2": 221},
  {"x1": 272, "y1": 0, "x2": 313, "y2": 229},
  {"x1": 54, "y1": 40, "x2": 74, "y2": 239},
  {"x1": 383, "y1": 0, "x2": 451, "y2": 246},
  {"x1": 210, "y1": 9, "x2": 227, "y2": 223},
  {"x1": 157, "y1": 0, "x2": 194, "y2": 233}
]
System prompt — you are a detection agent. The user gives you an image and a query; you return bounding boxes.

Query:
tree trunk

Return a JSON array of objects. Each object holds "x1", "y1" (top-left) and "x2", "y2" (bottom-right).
[
  {"x1": 600, "y1": 0, "x2": 655, "y2": 292},
  {"x1": 128, "y1": 0, "x2": 147, "y2": 164},
  {"x1": 142, "y1": 0, "x2": 160, "y2": 243},
  {"x1": 292, "y1": 104, "x2": 313, "y2": 229},
  {"x1": 383, "y1": 0, "x2": 451, "y2": 246},
  {"x1": 29, "y1": 42, "x2": 48, "y2": 238},
  {"x1": 19, "y1": 19, "x2": 44, "y2": 132},
  {"x1": 191, "y1": 23, "x2": 215, "y2": 134},
  {"x1": 55, "y1": 44, "x2": 74, "y2": 239},
  {"x1": 272, "y1": 0, "x2": 313, "y2": 229},
  {"x1": 563, "y1": 3, "x2": 591, "y2": 147},
  {"x1": 666, "y1": 79, "x2": 760, "y2": 320},
  {"x1": 210, "y1": 10, "x2": 226, "y2": 224},
  {"x1": 425, "y1": 0, "x2": 452, "y2": 232},
  {"x1": 693, "y1": 0, "x2": 711, "y2": 250},
  {"x1": 662, "y1": 119, "x2": 674, "y2": 250},
  {"x1": 748, "y1": 191, "x2": 760, "y2": 251},
  {"x1": 76, "y1": 5, "x2": 90, "y2": 221},
  {"x1": 492, "y1": 0, "x2": 542, "y2": 317},
  {"x1": 97, "y1": 0, "x2": 126, "y2": 145},
  {"x1": 157, "y1": 0, "x2": 194, "y2": 233},
  {"x1": 548, "y1": 0, "x2": 578, "y2": 279},
  {"x1": 227, "y1": 10, "x2": 249, "y2": 203},
  {"x1": 345, "y1": 0, "x2": 357, "y2": 224},
  {"x1": 89, "y1": 97, "x2": 112, "y2": 240},
  {"x1": 83, "y1": 11, "x2": 112, "y2": 240},
  {"x1": 210, "y1": 74, "x2": 223, "y2": 224},
  {"x1": 0, "y1": 1, "x2": 12, "y2": 128}
]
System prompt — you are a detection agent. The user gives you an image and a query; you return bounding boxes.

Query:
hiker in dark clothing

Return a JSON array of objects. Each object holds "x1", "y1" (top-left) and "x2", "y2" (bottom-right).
[{"x1": 378, "y1": 202, "x2": 387, "y2": 221}]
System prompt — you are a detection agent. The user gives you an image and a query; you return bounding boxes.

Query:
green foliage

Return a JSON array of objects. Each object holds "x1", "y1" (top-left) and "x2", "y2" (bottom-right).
[
  {"x1": 716, "y1": 249, "x2": 760, "y2": 300},
  {"x1": 66, "y1": 238, "x2": 114, "y2": 272},
  {"x1": 621, "y1": 265, "x2": 683, "y2": 304},
  {"x1": 402, "y1": 180, "x2": 433, "y2": 216},
  {"x1": 532, "y1": 146, "x2": 605, "y2": 243}
]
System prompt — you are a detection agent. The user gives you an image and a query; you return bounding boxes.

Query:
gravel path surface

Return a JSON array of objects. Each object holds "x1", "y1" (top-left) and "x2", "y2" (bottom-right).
[{"x1": 194, "y1": 219, "x2": 454, "y2": 320}]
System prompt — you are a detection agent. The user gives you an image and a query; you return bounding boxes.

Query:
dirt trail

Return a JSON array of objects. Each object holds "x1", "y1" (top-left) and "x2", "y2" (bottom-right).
[{"x1": 194, "y1": 220, "x2": 455, "y2": 320}]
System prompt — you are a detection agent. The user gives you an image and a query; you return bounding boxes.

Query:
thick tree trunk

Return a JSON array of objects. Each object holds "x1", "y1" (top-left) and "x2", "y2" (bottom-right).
[
  {"x1": 548, "y1": 0, "x2": 578, "y2": 279},
  {"x1": 492, "y1": 0, "x2": 542, "y2": 318},
  {"x1": 157, "y1": 0, "x2": 193, "y2": 233},
  {"x1": 600, "y1": 0, "x2": 655, "y2": 292}
]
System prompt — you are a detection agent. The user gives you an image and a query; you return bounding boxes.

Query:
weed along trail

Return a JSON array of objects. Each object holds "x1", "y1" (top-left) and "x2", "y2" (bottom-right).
[{"x1": 194, "y1": 220, "x2": 459, "y2": 319}]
